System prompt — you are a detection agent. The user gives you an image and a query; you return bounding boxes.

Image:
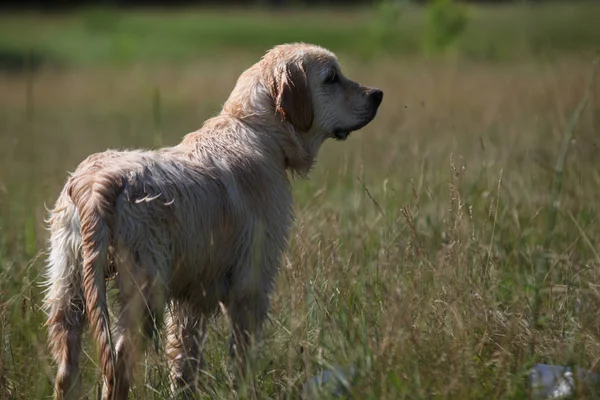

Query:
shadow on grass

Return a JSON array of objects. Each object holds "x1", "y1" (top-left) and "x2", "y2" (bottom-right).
[{"x1": 0, "y1": 46, "x2": 61, "y2": 73}]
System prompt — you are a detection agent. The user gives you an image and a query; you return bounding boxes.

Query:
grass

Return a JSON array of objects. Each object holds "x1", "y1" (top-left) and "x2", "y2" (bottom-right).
[
  {"x1": 0, "y1": 1, "x2": 599, "y2": 67},
  {"x1": 2, "y1": 2, "x2": 600, "y2": 399}
]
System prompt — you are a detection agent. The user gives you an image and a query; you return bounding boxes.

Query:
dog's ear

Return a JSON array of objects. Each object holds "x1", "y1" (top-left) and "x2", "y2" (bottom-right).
[{"x1": 266, "y1": 60, "x2": 314, "y2": 132}]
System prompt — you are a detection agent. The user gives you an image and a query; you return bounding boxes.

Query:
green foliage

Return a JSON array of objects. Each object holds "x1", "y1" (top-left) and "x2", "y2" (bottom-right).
[
  {"x1": 372, "y1": 0, "x2": 408, "y2": 53},
  {"x1": 82, "y1": 5, "x2": 121, "y2": 33},
  {"x1": 0, "y1": 2, "x2": 599, "y2": 67},
  {"x1": 424, "y1": 0, "x2": 469, "y2": 53}
]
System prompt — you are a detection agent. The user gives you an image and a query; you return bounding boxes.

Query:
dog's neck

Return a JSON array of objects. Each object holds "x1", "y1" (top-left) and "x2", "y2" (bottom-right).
[{"x1": 221, "y1": 63, "x2": 325, "y2": 177}]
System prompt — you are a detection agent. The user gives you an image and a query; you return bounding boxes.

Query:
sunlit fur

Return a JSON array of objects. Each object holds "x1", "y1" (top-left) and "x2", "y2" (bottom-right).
[{"x1": 43, "y1": 42, "x2": 382, "y2": 399}]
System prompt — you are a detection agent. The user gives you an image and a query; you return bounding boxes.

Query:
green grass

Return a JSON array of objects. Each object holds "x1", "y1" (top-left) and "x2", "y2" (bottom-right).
[
  {"x1": 2, "y1": 2, "x2": 600, "y2": 399},
  {"x1": 0, "y1": 1, "x2": 599, "y2": 67}
]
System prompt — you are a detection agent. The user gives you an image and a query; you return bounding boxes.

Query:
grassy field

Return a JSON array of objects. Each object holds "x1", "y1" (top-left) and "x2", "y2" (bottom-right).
[
  {"x1": 1, "y1": 1, "x2": 600, "y2": 67},
  {"x1": 1, "y1": 2, "x2": 600, "y2": 399}
]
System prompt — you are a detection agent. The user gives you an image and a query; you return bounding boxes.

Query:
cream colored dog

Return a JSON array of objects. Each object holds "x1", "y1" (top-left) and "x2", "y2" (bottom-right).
[{"x1": 43, "y1": 43, "x2": 383, "y2": 399}]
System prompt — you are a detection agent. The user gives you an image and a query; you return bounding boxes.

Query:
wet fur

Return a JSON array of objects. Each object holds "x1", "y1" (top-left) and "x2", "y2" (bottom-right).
[{"x1": 43, "y1": 43, "x2": 383, "y2": 399}]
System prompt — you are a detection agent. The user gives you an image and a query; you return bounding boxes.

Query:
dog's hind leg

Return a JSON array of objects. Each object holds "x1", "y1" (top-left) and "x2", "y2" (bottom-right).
[
  {"x1": 166, "y1": 302, "x2": 207, "y2": 399},
  {"x1": 44, "y1": 200, "x2": 86, "y2": 400},
  {"x1": 112, "y1": 247, "x2": 168, "y2": 399}
]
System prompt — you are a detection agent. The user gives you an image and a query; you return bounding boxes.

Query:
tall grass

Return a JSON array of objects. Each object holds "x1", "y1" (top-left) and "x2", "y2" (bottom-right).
[
  {"x1": 1, "y1": 7, "x2": 600, "y2": 399},
  {"x1": 530, "y1": 56, "x2": 599, "y2": 358}
]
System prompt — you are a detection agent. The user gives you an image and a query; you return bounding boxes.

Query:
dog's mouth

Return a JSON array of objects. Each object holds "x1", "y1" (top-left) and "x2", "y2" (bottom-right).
[
  {"x1": 333, "y1": 129, "x2": 352, "y2": 141},
  {"x1": 332, "y1": 109, "x2": 380, "y2": 141}
]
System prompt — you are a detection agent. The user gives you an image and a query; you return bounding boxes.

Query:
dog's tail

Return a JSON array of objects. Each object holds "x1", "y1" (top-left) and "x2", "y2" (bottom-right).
[
  {"x1": 67, "y1": 170, "x2": 123, "y2": 397},
  {"x1": 44, "y1": 189, "x2": 87, "y2": 399}
]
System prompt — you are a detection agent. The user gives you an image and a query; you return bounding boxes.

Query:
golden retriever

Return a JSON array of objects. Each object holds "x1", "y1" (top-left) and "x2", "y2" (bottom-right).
[{"x1": 43, "y1": 42, "x2": 383, "y2": 399}]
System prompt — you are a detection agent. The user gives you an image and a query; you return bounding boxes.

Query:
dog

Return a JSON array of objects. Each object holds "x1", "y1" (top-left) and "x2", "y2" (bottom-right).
[{"x1": 43, "y1": 42, "x2": 383, "y2": 399}]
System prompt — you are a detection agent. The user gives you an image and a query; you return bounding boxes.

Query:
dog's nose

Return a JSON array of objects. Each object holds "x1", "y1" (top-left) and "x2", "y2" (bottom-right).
[{"x1": 369, "y1": 89, "x2": 383, "y2": 108}]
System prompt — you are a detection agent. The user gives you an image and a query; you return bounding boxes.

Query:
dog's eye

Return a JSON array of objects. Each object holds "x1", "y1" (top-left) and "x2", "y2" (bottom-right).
[{"x1": 324, "y1": 70, "x2": 339, "y2": 84}]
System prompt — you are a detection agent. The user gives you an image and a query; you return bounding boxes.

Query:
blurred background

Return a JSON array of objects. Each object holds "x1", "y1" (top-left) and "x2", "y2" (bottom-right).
[
  {"x1": 1, "y1": 0, "x2": 600, "y2": 399},
  {"x1": 1, "y1": 0, "x2": 599, "y2": 69}
]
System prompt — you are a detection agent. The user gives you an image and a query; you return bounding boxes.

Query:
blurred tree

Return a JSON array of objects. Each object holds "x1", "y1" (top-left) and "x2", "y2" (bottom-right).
[{"x1": 423, "y1": 0, "x2": 469, "y2": 54}]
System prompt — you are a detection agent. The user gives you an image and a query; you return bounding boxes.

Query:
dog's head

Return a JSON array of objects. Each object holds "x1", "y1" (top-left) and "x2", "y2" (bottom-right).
[
  {"x1": 260, "y1": 43, "x2": 383, "y2": 141},
  {"x1": 220, "y1": 43, "x2": 383, "y2": 174}
]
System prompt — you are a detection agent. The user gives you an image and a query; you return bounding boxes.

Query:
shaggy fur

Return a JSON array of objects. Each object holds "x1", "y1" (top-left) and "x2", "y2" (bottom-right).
[{"x1": 43, "y1": 43, "x2": 383, "y2": 399}]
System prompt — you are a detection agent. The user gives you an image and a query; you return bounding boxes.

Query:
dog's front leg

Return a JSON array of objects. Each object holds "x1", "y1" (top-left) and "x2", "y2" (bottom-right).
[{"x1": 227, "y1": 292, "x2": 269, "y2": 395}]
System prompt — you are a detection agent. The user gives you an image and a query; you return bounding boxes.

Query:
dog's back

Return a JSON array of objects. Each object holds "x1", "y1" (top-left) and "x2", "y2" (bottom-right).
[{"x1": 44, "y1": 43, "x2": 382, "y2": 400}]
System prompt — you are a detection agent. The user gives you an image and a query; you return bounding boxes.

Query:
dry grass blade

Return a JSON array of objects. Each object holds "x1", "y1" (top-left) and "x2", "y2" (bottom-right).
[{"x1": 530, "y1": 55, "x2": 600, "y2": 355}]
